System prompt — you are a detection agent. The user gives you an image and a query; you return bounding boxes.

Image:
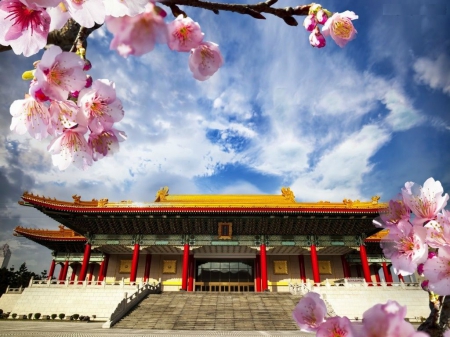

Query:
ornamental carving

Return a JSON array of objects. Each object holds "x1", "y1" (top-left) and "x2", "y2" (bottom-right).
[
  {"x1": 371, "y1": 195, "x2": 380, "y2": 204},
  {"x1": 319, "y1": 260, "x2": 332, "y2": 274},
  {"x1": 155, "y1": 186, "x2": 169, "y2": 202},
  {"x1": 273, "y1": 260, "x2": 288, "y2": 275},
  {"x1": 72, "y1": 194, "x2": 81, "y2": 204},
  {"x1": 98, "y1": 198, "x2": 108, "y2": 207},
  {"x1": 119, "y1": 260, "x2": 132, "y2": 273},
  {"x1": 163, "y1": 260, "x2": 177, "y2": 274},
  {"x1": 281, "y1": 187, "x2": 295, "y2": 202}
]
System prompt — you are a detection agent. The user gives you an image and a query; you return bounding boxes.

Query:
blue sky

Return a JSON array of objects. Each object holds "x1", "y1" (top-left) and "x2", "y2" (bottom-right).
[{"x1": 0, "y1": 0, "x2": 449, "y2": 273}]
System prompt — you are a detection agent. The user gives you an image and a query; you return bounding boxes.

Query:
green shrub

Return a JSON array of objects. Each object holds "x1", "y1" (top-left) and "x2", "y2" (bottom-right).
[
  {"x1": 81, "y1": 315, "x2": 90, "y2": 322},
  {"x1": 0, "y1": 309, "x2": 3, "y2": 315},
  {"x1": 11, "y1": 313, "x2": 17, "y2": 319},
  {"x1": 72, "y1": 314, "x2": 80, "y2": 320},
  {"x1": 27, "y1": 313, "x2": 32, "y2": 320},
  {"x1": 45, "y1": 315, "x2": 50, "y2": 320},
  {"x1": 51, "y1": 314, "x2": 57, "y2": 320},
  {"x1": 21, "y1": 315, "x2": 27, "y2": 319},
  {"x1": 3, "y1": 313, "x2": 10, "y2": 319},
  {"x1": 34, "y1": 313, "x2": 41, "y2": 320},
  {"x1": 58, "y1": 313, "x2": 65, "y2": 320}
]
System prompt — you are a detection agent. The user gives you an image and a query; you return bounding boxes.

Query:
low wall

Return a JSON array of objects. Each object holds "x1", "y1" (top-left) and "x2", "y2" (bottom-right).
[
  {"x1": 1, "y1": 281, "x2": 141, "y2": 319},
  {"x1": 313, "y1": 284, "x2": 429, "y2": 321}
]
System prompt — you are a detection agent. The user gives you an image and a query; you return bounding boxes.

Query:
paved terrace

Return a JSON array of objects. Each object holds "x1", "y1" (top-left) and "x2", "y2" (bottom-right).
[{"x1": 0, "y1": 321, "x2": 312, "y2": 337}]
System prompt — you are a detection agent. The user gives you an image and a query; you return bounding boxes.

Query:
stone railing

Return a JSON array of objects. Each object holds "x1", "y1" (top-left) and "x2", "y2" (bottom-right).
[
  {"x1": 5, "y1": 286, "x2": 24, "y2": 294},
  {"x1": 289, "y1": 278, "x2": 420, "y2": 294},
  {"x1": 28, "y1": 276, "x2": 146, "y2": 289},
  {"x1": 102, "y1": 280, "x2": 162, "y2": 328}
]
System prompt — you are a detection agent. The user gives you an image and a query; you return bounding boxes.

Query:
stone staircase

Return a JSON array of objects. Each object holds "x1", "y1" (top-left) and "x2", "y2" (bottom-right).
[{"x1": 114, "y1": 292, "x2": 302, "y2": 330}]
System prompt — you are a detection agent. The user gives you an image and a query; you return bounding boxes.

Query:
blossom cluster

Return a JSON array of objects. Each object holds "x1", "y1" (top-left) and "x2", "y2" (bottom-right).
[
  {"x1": 0, "y1": 0, "x2": 224, "y2": 81},
  {"x1": 303, "y1": 4, "x2": 358, "y2": 48},
  {"x1": 374, "y1": 177, "x2": 450, "y2": 296},
  {"x1": 10, "y1": 45, "x2": 126, "y2": 170},
  {"x1": 293, "y1": 292, "x2": 433, "y2": 337}
]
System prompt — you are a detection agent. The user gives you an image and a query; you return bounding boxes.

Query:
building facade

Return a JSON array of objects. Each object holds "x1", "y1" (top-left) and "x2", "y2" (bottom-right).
[{"x1": 14, "y1": 187, "x2": 402, "y2": 292}]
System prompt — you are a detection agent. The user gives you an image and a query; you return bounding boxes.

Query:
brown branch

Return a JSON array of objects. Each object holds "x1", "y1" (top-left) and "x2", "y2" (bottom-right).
[{"x1": 161, "y1": 0, "x2": 312, "y2": 26}]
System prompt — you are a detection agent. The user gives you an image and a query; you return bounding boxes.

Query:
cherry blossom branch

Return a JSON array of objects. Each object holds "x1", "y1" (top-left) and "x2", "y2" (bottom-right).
[{"x1": 162, "y1": 0, "x2": 312, "y2": 26}]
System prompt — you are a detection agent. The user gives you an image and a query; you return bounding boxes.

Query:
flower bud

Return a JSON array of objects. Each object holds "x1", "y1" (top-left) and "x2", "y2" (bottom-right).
[
  {"x1": 303, "y1": 14, "x2": 317, "y2": 31},
  {"x1": 309, "y1": 27, "x2": 326, "y2": 48},
  {"x1": 316, "y1": 10, "x2": 328, "y2": 24},
  {"x1": 85, "y1": 75, "x2": 93, "y2": 88},
  {"x1": 83, "y1": 59, "x2": 92, "y2": 71}
]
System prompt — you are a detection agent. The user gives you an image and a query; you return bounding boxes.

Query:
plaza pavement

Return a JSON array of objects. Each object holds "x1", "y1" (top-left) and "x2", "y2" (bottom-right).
[{"x1": 0, "y1": 321, "x2": 313, "y2": 337}]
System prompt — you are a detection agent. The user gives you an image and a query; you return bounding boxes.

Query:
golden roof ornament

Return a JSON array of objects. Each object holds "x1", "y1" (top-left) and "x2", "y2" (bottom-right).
[
  {"x1": 155, "y1": 186, "x2": 169, "y2": 202},
  {"x1": 281, "y1": 187, "x2": 295, "y2": 202}
]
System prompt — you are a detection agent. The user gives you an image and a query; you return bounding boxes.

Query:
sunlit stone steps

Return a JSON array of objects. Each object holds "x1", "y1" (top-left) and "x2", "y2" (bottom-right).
[{"x1": 114, "y1": 292, "x2": 302, "y2": 330}]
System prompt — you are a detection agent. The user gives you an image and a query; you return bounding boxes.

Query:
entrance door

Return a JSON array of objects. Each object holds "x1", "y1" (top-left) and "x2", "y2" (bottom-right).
[{"x1": 195, "y1": 260, "x2": 255, "y2": 292}]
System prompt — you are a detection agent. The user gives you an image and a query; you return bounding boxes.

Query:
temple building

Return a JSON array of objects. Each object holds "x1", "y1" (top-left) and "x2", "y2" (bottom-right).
[{"x1": 12, "y1": 187, "x2": 406, "y2": 292}]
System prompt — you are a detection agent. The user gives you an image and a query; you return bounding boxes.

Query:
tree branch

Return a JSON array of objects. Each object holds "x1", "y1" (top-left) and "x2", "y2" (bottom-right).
[{"x1": 162, "y1": 0, "x2": 312, "y2": 26}]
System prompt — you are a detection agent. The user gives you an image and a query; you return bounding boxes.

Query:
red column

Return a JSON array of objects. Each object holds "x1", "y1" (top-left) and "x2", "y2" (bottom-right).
[
  {"x1": 260, "y1": 244, "x2": 268, "y2": 291},
  {"x1": 310, "y1": 245, "x2": 320, "y2": 284},
  {"x1": 341, "y1": 255, "x2": 351, "y2": 278},
  {"x1": 48, "y1": 260, "x2": 56, "y2": 280},
  {"x1": 70, "y1": 264, "x2": 78, "y2": 283},
  {"x1": 143, "y1": 254, "x2": 152, "y2": 282},
  {"x1": 88, "y1": 264, "x2": 95, "y2": 282},
  {"x1": 98, "y1": 254, "x2": 109, "y2": 283},
  {"x1": 255, "y1": 255, "x2": 261, "y2": 292},
  {"x1": 78, "y1": 243, "x2": 92, "y2": 282},
  {"x1": 298, "y1": 255, "x2": 306, "y2": 283},
  {"x1": 188, "y1": 256, "x2": 195, "y2": 292},
  {"x1": 130, "y1": 243, "x2": 140, "y2": 284},
  {"x1": 359, "y1": 245, "x2": 372, "y2": 283},
  {"x1": 61, "y1": 260, "x2": 69, "y2": 281},
  {"x1": 398, "y1": 274, "x2": 404, "y2": 282},
  {"x1": 181, "y1": 243, "x2": 190, "y2": 291},
  {"x1": 382, "y1": 262, "x2": 392, "y2": 284},
  {"x1": 57, "y1": 263, "x2": 64, "y2": 281}
]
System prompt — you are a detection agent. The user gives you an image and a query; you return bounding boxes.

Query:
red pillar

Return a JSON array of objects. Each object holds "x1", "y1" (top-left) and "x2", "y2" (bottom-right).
[
  {"x1": 98, "y1": 254, "x2": 109, "y2": 283},
  {"x1": 188, "y1": 255, "x2": 195, "y2": 292},
  {"x1": 255, "y1": 255, "x2": 261, "y2": 292},
  {"x1": 181, "y1": 243, "x2": 190, "y2": 291},
  {"x1": 57, "y1": 263, "x2": 64, "y2": 281},
  {"x1": 382, "y1": 261, "x2": 392, "y2": 283},
  {"x1": 61, "y1": 260, "x2": 69, "y2": 281},
  {"x1": 298, "y1": 255, "x2": 306, "y2": 283},
  {"x1": 48, "y1": 260, "x2": 56, "y2": 280},
  {"x1": 78, "y1": 243, "x2": 92, "y2": 282},
  {"x1": 398, "y1": 274, "x2": 404, "y2": 282},
  {"x1": 88, "y1": 264, "x2": 95, "y2": 282},
  {"x1": 310, "y1": 245, "x2": 321, "y2": 284},
  {"x1": 359, "y1": 245, "x2": 372, "y2": 283},
  {"x1": 70, "y1": 264, "x2": 78, "y2": 283},
  {"x1": 130, "y1": 243, "x2": 140, "y2": 284},
  {"x1": 260, "y1": 244, "x2": 268, "y2": 291},
  {"x1": 372, "y1": 264, "x2": 381, "y2": 285},
  {"x1": 143, "y1": 254, "x2": 152, "y2": 282},
  {"x1": 341, "y1": 255, "x2": 351, "y2": 278}
]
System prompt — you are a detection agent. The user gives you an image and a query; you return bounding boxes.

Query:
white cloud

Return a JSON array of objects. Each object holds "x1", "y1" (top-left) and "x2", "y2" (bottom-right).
[
  {"x1": 413, "y1": 54, "x2": 450, "y2": 95},
  {"x1": 383, "y1": 89, "x2": 424, "y2": 131}
]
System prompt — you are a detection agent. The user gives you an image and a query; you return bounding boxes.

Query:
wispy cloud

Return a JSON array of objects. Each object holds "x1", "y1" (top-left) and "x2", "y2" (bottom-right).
[{"x1": 413, "y1": 53, "x2": 450, "y2": 96}]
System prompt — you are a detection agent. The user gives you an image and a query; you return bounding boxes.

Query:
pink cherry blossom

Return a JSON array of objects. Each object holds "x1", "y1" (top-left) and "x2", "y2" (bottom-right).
[
  {"x1": 0, "y1": 0, "x2": 50, "y2": 57},
  {"x1": 322, "y1": 11, "x2": 358, "y2": 48},
  {"x1": 105, "y1": 3, "x2": 167, "y2": 57},
  {"x1": 303, "y1": 14, "x2": 317, "y2": 31},
  {"x1": 167, "y1": 15, "x2": 204, "y2": 52},
  {"x1": 33, "y1": 45, "x2": 86, "y2": 101},
  {"x1": 381, "y1": 220, "x2": 428, "y2": 275},
  {"x1": 48, "y1": 99, "x2": 86, "y2": 136},
  {"x1": 423, "y1": 246, "x2": 450, "y2": 296},
  {"x1": 292, "y1": 292, "x2": 326, "y2": 332},
  {"x1": 361, "y1": 300, "x2": 428, "y2": 337},
  {"x1": 10, "y1": 94, "x2": 50, "y2": 140},
  {"x1": 402, "y1": 178, "x2": 449, "y2": 226},
  {"x1": 309, "y1": 28, "x2": 326, "y2": 48},
  {"x1": 77, "y1": 79, "x2": 124, "y2": 134},
  {"x1": 104, "y1": 0, "x2": 149, "y2": 17},
  {"x1": 88, "y1": 128, "x2": 126, "y2": 161},
  {"x1": 425, "y1": 209, "x2": 450, "y2": 248},
  {"x1": 316, "y1": 316, "x2": 355, "y2": 337},
  {"x1": 63, "y1": 0, "x2": 106, "y2": 28},
  {"x1": 47, "y1": 3, "x2": 71, "y2": 31},
  {"x1": 189, "y1": 42, "x2": 224, "y2": 81},
  {"x1": 444, "y1": 330, "x2": 450, "y2": 337},
  {"x1": 47, "y1": 125, "x2": 92, "y2": 170}
]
